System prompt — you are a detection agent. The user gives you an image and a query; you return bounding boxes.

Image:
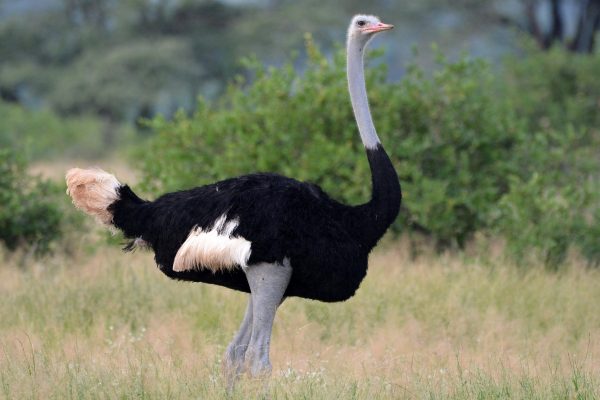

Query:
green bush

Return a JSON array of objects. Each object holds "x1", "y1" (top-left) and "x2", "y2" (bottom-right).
[
  {"x1": 388, "y1": 51, "x2": 525, "y2": 247},
  {"x1": 140, "y1": 39, "x2": 525, "y2": 249},
  {"x1": 0, "y1": 149, "x2": 65, "y2": 254},
  {"x1": 497, "y1": 47, "x2": 600, "y2": 266},
  {"x1": 138, "y1": 40, "x2": 599, "y2": 265},
  {"x1": 505, "y1": 46, "x2": 600, "y2": 134},
  {"x1": 140, "y1": 40, "x2": 373, "y2": 202},
  {"x1": 494, "y1": 174, "x2": 598, "y2": 267},
  {"x1": 0, "y1": 100, "x2": 111, "y2": 160}
]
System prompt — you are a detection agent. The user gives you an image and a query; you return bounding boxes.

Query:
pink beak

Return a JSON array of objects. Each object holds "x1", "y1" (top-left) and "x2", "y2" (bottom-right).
[{"x1": 363, "y1": 22, "x2": 394, "y2": 33}]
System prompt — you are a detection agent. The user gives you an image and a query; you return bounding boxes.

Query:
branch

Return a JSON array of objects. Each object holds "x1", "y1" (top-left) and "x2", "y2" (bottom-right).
[
  {"x1": 524, "y1": 0, "x2": 550, "y2": 49},
  {"x1": 571, "y1": 0, "x2": 600, "y2": 52},
  {"x1": 550, "y1": 0, "x2": 564, "y2": 43}
]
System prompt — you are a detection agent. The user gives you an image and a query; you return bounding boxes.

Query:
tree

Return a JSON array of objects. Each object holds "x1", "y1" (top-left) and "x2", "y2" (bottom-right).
[
  {"x1": 522, "y1": 0, "x2": 600, "y2": 52},
  {"x1": 571, "y1": 0, "x2": 600, "y2": 52},
  {"x1": 460, "y1": 0, "x2": 599, "y2": 53},
  {"x1": 0, "y1": 0, "x2": 240, "y2": 119}
]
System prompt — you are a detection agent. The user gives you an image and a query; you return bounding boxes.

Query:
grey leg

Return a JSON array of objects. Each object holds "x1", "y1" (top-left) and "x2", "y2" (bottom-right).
[
  {"x1": 223, "y1": 295, "x2": 253, "y2": 388},
  {"x1": 244, "y1": 259, "x2": 292, "y2": 377}
]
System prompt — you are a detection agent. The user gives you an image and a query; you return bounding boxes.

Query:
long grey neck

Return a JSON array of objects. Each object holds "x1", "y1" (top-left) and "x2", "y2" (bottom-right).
[{"x1": 347, "y1": 38, "x2": 381, "y2": 150}]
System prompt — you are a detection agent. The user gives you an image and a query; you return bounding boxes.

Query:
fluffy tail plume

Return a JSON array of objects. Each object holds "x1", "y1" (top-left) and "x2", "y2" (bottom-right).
[{"x1": 65, "y1": 168, "x2": 121, "y2": 225}]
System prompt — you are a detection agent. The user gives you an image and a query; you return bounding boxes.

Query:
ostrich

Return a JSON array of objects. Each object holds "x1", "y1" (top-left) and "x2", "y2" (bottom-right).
[{"x1": 66, "y1": 15, "x2": 400, "y2": 381}]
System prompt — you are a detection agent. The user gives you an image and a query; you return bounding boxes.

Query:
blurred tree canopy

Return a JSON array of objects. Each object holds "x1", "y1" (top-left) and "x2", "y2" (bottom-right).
[
  {"x1": 524, "y1": 0, "x2": 600, "y2": 52},
  {"x1": 0, "y1": 0, "x2": 238, "y2": 122},
  {"x1": 5, "y1": 0, "x2": 599, "y2": 133}
]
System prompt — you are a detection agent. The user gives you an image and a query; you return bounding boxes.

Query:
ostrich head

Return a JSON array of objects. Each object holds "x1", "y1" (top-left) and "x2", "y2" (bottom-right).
[{"x1": 347, "y1": 14, "x2": 393, "y2": 47}]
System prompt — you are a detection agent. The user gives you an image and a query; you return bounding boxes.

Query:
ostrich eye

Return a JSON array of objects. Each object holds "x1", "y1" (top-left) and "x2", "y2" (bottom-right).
[{"x1": 357, "y1": 20, "x2": 366, "y2": 27}]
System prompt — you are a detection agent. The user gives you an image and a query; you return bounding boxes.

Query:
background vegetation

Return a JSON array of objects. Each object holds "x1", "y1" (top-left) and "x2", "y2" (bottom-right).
[
  {"x1": 0, "y1": 0, "x2": 599, "y2": 397},
  {"x1": 0, "y1": 149, "x2": 64, "y2": 254},
  {"x1": 2, "y1": 0, "x2": 598, "y2": 264},
  {"x1": 141, "y1": 39, "x2": 600, "y2": 266}
]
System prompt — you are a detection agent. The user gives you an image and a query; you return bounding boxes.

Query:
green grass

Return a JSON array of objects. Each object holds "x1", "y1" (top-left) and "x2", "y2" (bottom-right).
[{"x1": 0, "y1": 243, "x2": 599, "y2": 399}]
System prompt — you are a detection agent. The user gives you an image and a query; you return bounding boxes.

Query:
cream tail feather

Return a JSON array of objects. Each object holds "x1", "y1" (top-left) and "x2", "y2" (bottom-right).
[{"x1": 65, "y1": 168, "x2": 121, "y2": 225}]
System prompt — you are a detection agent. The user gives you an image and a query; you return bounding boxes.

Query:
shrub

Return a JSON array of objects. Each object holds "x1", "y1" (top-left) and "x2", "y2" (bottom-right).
[
  {"x1": 139, "y1": 41, "x2": 373, "y2": 202},
  {"x1": 140, "y1": 39, "x2": 525, "y2": 249},
  {"x1": 504, "y1": 46, "x2": 600, "y2": 135},
  {"x1": 0, "y1": 149, "x2": 64, "y2": 254},
  {"x1": 0, "y1": 100, "x2": 112, "y2": 160},
  {"x1": 494, "y1": 173, "x2": 598, "y2": 268},
  {"x1": 387, "y1": 51, "x2": 525, "y2": 247},
  {"x1": 498, "y1": 47, "x2": 600, "y2": 266},
  {"x1": 494, "y1": 125, "x2": 599, "y2": 266},
  {"x1": 138, "y1": 40, "x2": 599, "y2": 265}
]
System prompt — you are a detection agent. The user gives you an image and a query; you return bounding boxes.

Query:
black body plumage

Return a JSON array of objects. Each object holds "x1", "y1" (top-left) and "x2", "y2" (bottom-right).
[{"x1": 108, "y1": 145, "x2": 401, "y2": 302}]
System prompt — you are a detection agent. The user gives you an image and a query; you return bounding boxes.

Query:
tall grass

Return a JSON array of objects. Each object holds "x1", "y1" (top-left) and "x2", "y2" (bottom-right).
[{"x1": 0, "y1": 242, "x2": 599, "y2": 399}]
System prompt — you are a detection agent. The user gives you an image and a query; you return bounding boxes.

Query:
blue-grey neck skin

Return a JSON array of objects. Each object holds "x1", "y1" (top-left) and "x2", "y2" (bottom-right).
[{"x1": 347, "y1": 33, "x2": 381, "y2": 150}]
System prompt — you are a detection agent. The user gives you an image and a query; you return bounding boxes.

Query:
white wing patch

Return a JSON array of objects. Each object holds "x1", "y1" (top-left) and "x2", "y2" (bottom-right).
[{"x1": 172, "y1": 214, "x2": 252, "y2": 273}]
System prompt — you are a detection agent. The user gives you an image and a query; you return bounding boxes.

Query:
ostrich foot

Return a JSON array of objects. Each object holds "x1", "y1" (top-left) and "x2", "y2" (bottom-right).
[
  {"x1": 224, "y1": 342, "x2": 249, "y2": 376},
  {"x1": 244, "y1": 345, "x2": 272, "y2": 377}
]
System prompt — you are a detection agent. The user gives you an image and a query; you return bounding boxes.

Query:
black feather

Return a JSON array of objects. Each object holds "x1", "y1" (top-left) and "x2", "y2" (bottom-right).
[{"x1": 107, "y1": 145, "x2": 400, "y2": 302}]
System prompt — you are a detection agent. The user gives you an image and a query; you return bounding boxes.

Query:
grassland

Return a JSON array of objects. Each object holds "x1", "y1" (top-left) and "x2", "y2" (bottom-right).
[{"x1": 1, "y1": 240, "x2": 599, "y2": 399}]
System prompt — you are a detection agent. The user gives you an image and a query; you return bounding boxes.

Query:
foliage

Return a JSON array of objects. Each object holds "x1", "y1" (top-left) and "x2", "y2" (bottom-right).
[
  {"x1": 505, "y1": 46, "x2": 600, "y2": 134},
  {"x1": 0, "y1": 149, "x2": 64, "y2": 254},
  {"x1": 141, "y1": 39, "x2": 373, "y2": 200},
  {"x1": 0, "y1": 0, "x2": 254, "y2": 124},
  {"x1": 141, "y1": 40, "x2": 522, "y2": 248},
  {"x1": 0, "y1": 100, "x2": 108, "y2": 160},
  {"x1": 494, "y1": 174, "x2": 598, "y2": 267},
  {"x1": 497, "y1": 47, "x2": 600, "y2": 266},
  {"x1": 47, "y1": 38, "x2": 199, "y2": 123},
  {"x1": 388, "y1": 50, "x2": 525, "y2": 247},
  {"x1": 0, "y1": 0, "x2": 527, "y2": 125},
  {"x1": 4, "y1": 1, "x2": 596, "y2": 264},
  {"x1": 495, "y1": 130, "x2": 599, "y2": 266},
  {"x1": 140, "y1": 41, "x2": 600, "y2": 265},
  {"x1": 0, "y1": 0, "x2": 239, "y2": 155}
]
